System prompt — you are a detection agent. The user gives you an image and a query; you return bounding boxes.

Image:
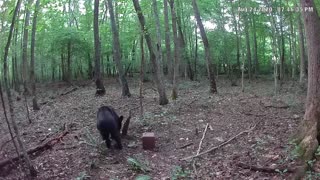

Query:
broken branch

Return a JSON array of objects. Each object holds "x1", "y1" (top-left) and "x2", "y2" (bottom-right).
[
  {"x1": 0, "y1": 130, "x2": 69, "y2": 169},
  {"x1": 237, "y1": 162, "x2": 294, "y2": 173},
  {"x1": 181, "y1": 124, "x2": 257, "y2": 161}
]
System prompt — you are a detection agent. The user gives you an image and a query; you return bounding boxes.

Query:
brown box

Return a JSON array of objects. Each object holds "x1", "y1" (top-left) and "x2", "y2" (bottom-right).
[{"x1": 142, "y1": 132, "x2": 155, "y2": 150}]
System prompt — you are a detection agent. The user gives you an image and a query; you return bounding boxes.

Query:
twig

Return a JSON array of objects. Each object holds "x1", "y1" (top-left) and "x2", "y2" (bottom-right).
[
  {"x1": 181, "y1": 124, "x2": 257, "y2": 161},
  {"x1": 79, "y1": 141, "x2": 97, "y2": 148},
  {"x1": 192, "y1": 123, "x2": 209, "y2": 179},
  {"x1": 243, "y1": 112, "x2": 266, "y2": 117},
  {"x1": 60, "y1": 87, "x2": 78, "y2": 96},
  {"x1": 192, "y1": 161, "x2": 198, "y2": 179},
  {"x1": 263, "y1": 105, "x2": 289, "y2": 109},
  {"x1": 177, "y1": 142, "x2": 194, "y2": 149},
  {"x1": 197, "y1": 123, "x2": 209, "y2": 155}
]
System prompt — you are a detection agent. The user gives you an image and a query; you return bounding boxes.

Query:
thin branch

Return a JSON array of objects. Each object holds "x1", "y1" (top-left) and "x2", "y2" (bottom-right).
[
  {"x1": 181, "y1": 124, "x2": 257, "y2": 161},
  {"x1": 197, "y1": 123, "x2": 209, "y2": 155}
]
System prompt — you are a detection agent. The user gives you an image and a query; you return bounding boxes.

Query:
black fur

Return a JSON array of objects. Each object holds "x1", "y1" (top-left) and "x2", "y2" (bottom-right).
[{"x1": 97, "y1": 106, "x2": 123, "y2": 149}]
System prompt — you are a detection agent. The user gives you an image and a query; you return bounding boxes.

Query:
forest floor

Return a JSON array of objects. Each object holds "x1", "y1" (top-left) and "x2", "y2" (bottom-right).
[{"x1": 0, "y1": 77, "x2": 313, "y2": 180}]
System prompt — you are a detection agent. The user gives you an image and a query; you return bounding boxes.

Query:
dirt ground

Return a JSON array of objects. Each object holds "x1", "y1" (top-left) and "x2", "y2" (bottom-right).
[{"x1": 0, "y1": 77, "x2": 310, "y2": 179}]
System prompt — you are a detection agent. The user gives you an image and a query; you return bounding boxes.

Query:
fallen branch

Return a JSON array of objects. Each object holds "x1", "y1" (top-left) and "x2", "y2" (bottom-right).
[
  {"x1": 181, "y1": 124, "x2": 257, "y2": 161},
  {"x1": 192, "y1": 123, "x2": 209, "y2": 178},
  {"x1": 177, "y1": 143, "x2": 194, "y2": 149},
  {"x1": 243, "y1": 112, "x2": 266, "y2": 117},
  {"x1": 60, "y1": 87, "x2": 78, "y2": 96},
  {"x1": 0, "y1": 130, "x2": 69, "y2": 169},
  {"x1": 260, "y1": 101, "x2": 289, "y2": 109},
  {"x1": 263, "y1": 105, "x2": 289, "y2": 109},
  {"x1": 237, "y1": 162, "x2": 294, "y2": 173},
  {"x1": 197, "y1": 123, "x2": 209, "y2": 155}
]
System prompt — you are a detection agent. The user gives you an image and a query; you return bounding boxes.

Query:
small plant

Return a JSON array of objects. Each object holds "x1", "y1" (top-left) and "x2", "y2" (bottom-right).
[
  {"x1": 307, "y1": 159, "x2": 316, "y2": 168},
  {"x1": 275, "y1": 169, "x2": 288, "y2": 175},
  {"x1": 315, "y1": 146, "x2": 320, "y2": 156},
  {"x1": 75, "y1": 171, "x2": 90, "y2": 180},
  {"x1": 306, "y1": 171, "x2": 320, "y2": 180},
  {"x1": 127, "y1": 157, "x2": 150, "y2": 173},
  {"x1": 289, "y1": 142, "x2": 302, "y2": 159},
  {"x1": 135, "y1": 175, "x2": 151, "y2": 180},
  {"x1": 171, "y1": 166, "x2": 190, "y2": 180}
]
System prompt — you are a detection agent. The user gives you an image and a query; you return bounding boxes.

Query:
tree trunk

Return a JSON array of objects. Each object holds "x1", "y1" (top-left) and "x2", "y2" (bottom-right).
[
  {"x1": 1, "y1": 0, "x2": 37, "y2": 177},
  {"x1": 252, "y1": 13, "x2": 259, "y2": 78},
  {"x1": 67, "y1": 41, "x2": 72, "y2": 82},
  {"x1": 30, "y1": 0, "x2": 40, "y2": 110},
  {"x1": 140, "y1": 35, "x2": 145, "y2": 118},
  {"x1": 289, "y1": 12, "x2": 296, "y2": 79},
  {"x1": 298, "y1": 14, "x2": 307, "y2": 86},
  {"x1": 192, "y1": 0, "x2": 217, "y2": 93},
  {"x1": 230, "y1": 4, "x2": 240, "y2": 76},
  {"x1": 194, "y1": 25, "x2": 198, "y2": 81},
  {"x1": 244, "y1": 17, "x2": 252, "y2": 82},
  {"x1": 294, "y1": 0, "x2": 320, "y2": 178},
  {"x1": 94, "y1": 0, "x2": 106, "y2": 96},
  {"x1": 279, "y1": 0, "x2": 285, "y2": 83},
  {"x1": 176, "y1": 4, "x2": 193, "y2": 81},
  {"x1": 132, "y1": 0, "x2": 168, "y2": 105},
  {"x1": 164, "y1": 0, "x2": 173, "y2": 82},
  {"x1": 291, "y1": 18, "x2": 297, "y2": 79},
  {"x1": 152, "y1": 0, "x2": 164, "y2": 76},
  {"x1": 22, "y1": 0, "x2": 34, "y2": 94},
  {"x1": 169, "y1": 0, "x2": 180, "y2": 100},
  {"x1": 107, "y1": 0, "x2": 131, "y2": 97}
]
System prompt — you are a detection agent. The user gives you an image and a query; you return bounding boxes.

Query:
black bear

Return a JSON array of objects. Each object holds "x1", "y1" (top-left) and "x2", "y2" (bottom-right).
[{"x1": 97, "y1": 106, "x2": 123, "y2": 149}]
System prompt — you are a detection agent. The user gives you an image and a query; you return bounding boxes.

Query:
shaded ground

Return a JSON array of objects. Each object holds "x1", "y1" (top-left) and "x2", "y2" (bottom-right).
[{"x1": 0, "y1": 77, "x2": 308, "y2": 179}]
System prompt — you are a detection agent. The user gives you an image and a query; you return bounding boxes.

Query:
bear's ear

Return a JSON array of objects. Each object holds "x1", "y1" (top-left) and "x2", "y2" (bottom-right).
[{"x1": 118, "y1": 116, "x2": 124, "y2": 123}]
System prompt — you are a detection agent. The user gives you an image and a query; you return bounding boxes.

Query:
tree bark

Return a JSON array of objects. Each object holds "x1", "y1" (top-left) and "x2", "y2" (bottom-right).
[
  {"x1": 22, "y1": 0, "x2": 34, "y2": 94},
  {"x1": 152, "y1": 0, "x2": 163, "y2": 75},
  {"x1": 192, "y1": 0, "x2": 217, "y2": 93},
  {"x1": 279, "y1": 0, "x2": 285, "y2": 83},
  {"x1": 289, "y1": 12, "x2": 296, "y2": 79},
  {"x1": 169, "y1": 0, "x2": 180, "y2": 100},
  {"x1": 252, "y1": 13, "x2": 259, "y2": 78},
  {"x1": 298, "y1": 13, "x2": 307, "y2": 85},
  {"x1": 294, "y1": 0, "x2": 320, "y2": 178},
  {"x1": 194, "y1": 25, "x2": 198, "y2": 81},
  {"x1": 67, "y1": 41, "x2": 72, "y2": 82},
  {"x1": 230, "y1": 3, "x2": 240, "y2": 76},
  {"x1": 107, "y1": 0, "x2": 131, "y2": 97},
  {"x1": 30, "y1": 0, "x2": 40, "y2": 110},
  {"x1": 176, "y1": 3, "x2": 193, "y2": 81},
  {"x1": 2, "y1": 0, "x2": 37, "y2": 177},
  {"x1": 139, "y1": 35, "x2": 145, "y2": 118},
  {"x1": 244, "y1": 17, "x2": 252, "y2": 82},
  {"x1": 132, "y1": 0, "x2": 168, "y2": 105},
  {"x1": 163, "y1": 0, "x2": 173, "y2": 82},
  {"x1": 93, "y1": 0, "x2": 106, "y2": 96},
  {"x1": 12, "y1": 17, "x2": 20, "y2": 91}
]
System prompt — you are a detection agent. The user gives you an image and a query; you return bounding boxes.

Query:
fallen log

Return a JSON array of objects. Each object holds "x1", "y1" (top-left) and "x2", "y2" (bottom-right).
[
  {"x1": 0, "y1": 130, "x2": 69, "y2": 169},
  {"x1": 237, "y1": 162, "x2": 294, "y2": 173}
]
